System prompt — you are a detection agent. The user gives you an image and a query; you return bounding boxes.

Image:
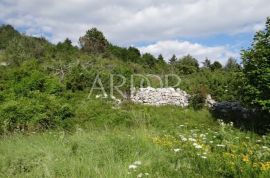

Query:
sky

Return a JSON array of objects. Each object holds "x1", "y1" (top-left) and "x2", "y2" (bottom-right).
[{"x1": 0, "y1": 0, "x2": 270, "y2": 65}]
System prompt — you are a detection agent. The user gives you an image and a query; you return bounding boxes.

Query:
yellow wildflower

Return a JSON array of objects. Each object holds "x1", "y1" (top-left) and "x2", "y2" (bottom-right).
[
  {"x1": 260, "y1": 162, "x2": 270, "y2": 171},
  {"x1": 152, "y1": 135, "x2": 178, "y2": 148},
  {"x1": 242, "y1": 155, "x2": 249, "y2": 163}
]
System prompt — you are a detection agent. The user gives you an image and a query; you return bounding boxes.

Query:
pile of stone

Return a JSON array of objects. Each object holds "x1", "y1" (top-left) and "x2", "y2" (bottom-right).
[{"x1": 130, "y1": 87, "x2": 190, "y2": 107}]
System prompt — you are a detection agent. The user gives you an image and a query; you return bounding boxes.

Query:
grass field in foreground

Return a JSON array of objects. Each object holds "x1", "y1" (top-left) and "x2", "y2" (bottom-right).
[{"x1": 0, "y1": 100, "x2": 270, "y2": 178}]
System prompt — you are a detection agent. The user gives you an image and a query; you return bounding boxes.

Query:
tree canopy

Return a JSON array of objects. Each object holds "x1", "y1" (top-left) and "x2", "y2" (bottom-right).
[
  {"x1": 79, "y1": 28, "x2": 109, "y2": 54},
  {"x1": 210, "y1": 61, "x2": 223, "y2": 71},
  {"x1": 169, "y1": 54, "x2": 177, "y2": 64},
  {"x1": 241, "y1": 17, "x2": 270, "y2": 111},
  {"x1": 225, "y1": 57, "x2": 241, "y2": 71},
  {"x1": 175, "y1": 55, "x2": 199, "y2": 75}
]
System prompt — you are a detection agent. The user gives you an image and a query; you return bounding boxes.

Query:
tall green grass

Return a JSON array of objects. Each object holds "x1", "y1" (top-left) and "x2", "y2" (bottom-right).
[{"x1": 1, "y1": 99, "x2": 270, "y2": 177}]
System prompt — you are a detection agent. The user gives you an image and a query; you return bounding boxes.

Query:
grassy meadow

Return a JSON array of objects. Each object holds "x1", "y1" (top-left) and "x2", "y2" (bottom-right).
[{"x1": 1, "y1": 97, "x2": 270, "y2": 178}]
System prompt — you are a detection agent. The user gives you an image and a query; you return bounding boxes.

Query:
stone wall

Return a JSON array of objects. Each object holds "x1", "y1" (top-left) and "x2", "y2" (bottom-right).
[{"x1": 130, "y1": 87, "x2": 190, "y2": 107}]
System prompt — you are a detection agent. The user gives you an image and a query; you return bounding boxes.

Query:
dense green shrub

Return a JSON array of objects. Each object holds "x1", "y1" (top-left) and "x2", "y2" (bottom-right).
[
  {"x1": 6, "y1": 64, "x2": 63, "y2": 96},
  {"x1": 0, "y1": 60, "x2": 71, "y2": 134},
  {"x1": 0, "y1": 93, "x2": 73, "y2": 134},
  {"x1": 189, "y1": 85, "x2": 208, "y2": 110},
  {"x1": 179, "y1": 69, "x2": 240, "y2": 102}
]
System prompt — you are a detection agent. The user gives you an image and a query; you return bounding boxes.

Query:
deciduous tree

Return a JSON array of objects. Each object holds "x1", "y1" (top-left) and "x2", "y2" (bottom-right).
[
  {"x1": 79, "y1": 28, "x2": 108, "y2": 54},
  {"x1": 241, "y1": 17, "x2": 270, "y2": 111}
]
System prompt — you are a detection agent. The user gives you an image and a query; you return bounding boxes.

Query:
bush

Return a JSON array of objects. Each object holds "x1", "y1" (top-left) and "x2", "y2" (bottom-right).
[
  {"x1": 0, "y1": 62, "x2": 72, "y2": 134},
  {"x1": 180, "y1": 69, "x2": 240, "y2": 102},
  {"x1": 189, "y1": 85, "x2": 208, "y2": 110},
  {"x1": 0, "y1": 92, "x2": 74, "y2": 134},
  {"x1": 4, "y1": 60, "x2": 64, "y2": 96}
]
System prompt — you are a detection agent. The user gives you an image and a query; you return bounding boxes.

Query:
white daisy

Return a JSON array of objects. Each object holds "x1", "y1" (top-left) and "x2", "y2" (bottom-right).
[
  {"x1": 129, "y1": 164, "x2": 137, "y2": 170},
  {"x1": 189, "y1": 138, "x2": 196, "y2": 142},
  {"x1": 134, "y1": 161, "x2": 142, "y2": 165}
]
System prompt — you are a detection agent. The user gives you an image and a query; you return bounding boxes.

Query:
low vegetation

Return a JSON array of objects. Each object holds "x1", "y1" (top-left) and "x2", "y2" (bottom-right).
[{"x1": 1, "y1": 99, "x2": 270, "y2": 177}]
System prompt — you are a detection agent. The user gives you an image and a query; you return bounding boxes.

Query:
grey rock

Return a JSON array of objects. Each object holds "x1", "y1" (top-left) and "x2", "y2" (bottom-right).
[{"x1": 130, "y1": 87, "x2": 190, "y2": 107}]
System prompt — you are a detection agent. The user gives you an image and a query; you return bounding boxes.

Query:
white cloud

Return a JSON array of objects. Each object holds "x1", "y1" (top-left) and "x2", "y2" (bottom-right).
[
  {"x1": 139, "y1": 40, "x2": 238, "y2": 65},
  {"x1": 0, "y1": 0, "x2": 269, "y2": 45}
]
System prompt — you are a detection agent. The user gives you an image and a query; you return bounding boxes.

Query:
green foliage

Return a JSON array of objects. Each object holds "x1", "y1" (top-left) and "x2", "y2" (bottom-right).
[
  {"x1": 0, "y1": 24, "x2": 20, "y2": 50},
  {"x1": 127, "y1": 47, "x2": 141, "y2": 63},
  {"x1": 108, "y1": 45, "x2": 141, "y2": 63},
  {"x1": 0, "y1": 93, "x2": 73, "y2": 133},
  {"x1": 0, "y1": 60, "x2": 72, "y2": 133},
  {"x1": 141, "y1": 53, "x2": 157, "y2": 68},
  {"x1": 4, "y1": 35, "x2": 52, "y2": 66},
  {"x1": 169, "y1": 54, "x2": 177, "y2": 64},
  {"x1": 157, "y1": 54, "x2": 165, "y2": 64},
  {"x1": 180, "y1": 69, "x2": 240, "y2": 101},
  {"x1": 6, "y1": 60, "x2": 63, "y2": 96},
  {"x1": 202, "y1": 58, "x2": 211, "y2": 68},
  {"x1": 4, "y1": 37, "x2": 31, "y2": 66},
  {"x1": 241, "y1": 17, "x2": 270, "y2": 111},
  {"x1": 225, "y1": 57, "x2": 241, "y2": 71},
  {"x1": 65, "y1": 64, "x2": 95, "y2": 91},
  {"x1": 108, "y1": 44, "x2": 168, "y2": 72},
  {"x1": 175, "y1": 55, "x2": 199, "y2": 75},
  {"x1": 55, "y1": 38, "x2": 79, "y2": 61},
  {"x1": 56, "y1": 38, "x2": 74, "y2": 52},
  {"x1": 189, "y1": 85, "x2": 208, "y2": 110},
  {"x1": 210, "y1": 61, "x2": 223, "y2": 71},
  {"x1": 63, "y1": 56, "x2": 136, "y2": 94},
  {"x1": 79, "y1": 28, "x2": 109, "y2": 54}
]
